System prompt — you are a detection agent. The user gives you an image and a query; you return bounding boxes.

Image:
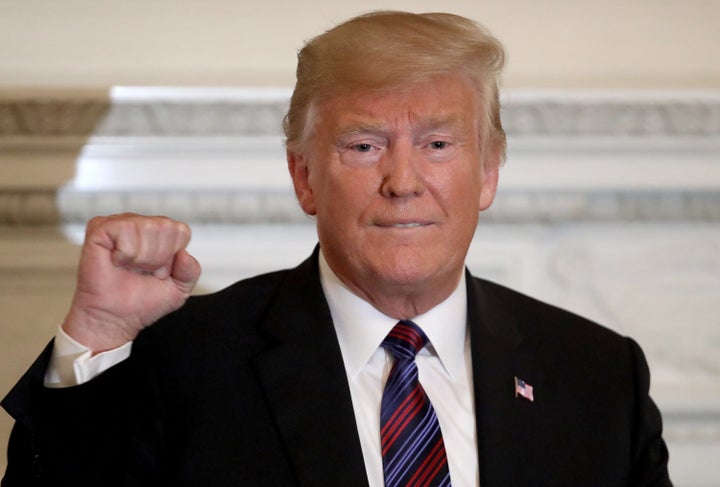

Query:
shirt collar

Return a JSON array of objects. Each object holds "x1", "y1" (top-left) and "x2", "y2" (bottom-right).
[{"x1": 318, "y1": 250, "x2": 468, "y2": 382}]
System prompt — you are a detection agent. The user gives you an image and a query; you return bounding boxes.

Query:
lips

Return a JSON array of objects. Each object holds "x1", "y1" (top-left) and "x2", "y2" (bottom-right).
[
  {"x1": 374, "y1": 219, "x2": 434, "y2": 228},
  {"x1": 390, "y1": 222, "x2": 428, "y2": 228}
]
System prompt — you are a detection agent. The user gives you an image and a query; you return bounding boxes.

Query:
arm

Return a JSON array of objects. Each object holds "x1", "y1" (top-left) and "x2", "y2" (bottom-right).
[
  {"x1": 627, "y1": 337, "x2": 673, "y2": 487},
  {"x1": 62, "y1": 213, "x2": 200, "y2": 353},
  {"x1": 2, "y1": 213, "x2": 201, "y2": 486}
]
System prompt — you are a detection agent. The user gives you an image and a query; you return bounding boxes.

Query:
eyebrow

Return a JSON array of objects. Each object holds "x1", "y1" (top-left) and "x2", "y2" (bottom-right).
[
  {"x1": 336, "y1": 114, "x2": 465, "y2": 140},
  {"x1": 415, "y1": 114, "x2": 464, "y2": 133},
  {"x1": 336, "y1": 122, "x2": 391, "y2": 139}
]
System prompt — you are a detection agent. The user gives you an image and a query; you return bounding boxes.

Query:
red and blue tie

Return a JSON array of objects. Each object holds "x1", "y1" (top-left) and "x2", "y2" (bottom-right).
[{"x1": 381, "y1": 320, "x2": 451, "y2": 487}]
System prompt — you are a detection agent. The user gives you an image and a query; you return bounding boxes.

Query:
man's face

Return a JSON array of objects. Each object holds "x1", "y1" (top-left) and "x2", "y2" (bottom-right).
[{"x1": 288, "y1": 74, "x2": 500, "y2": 314}]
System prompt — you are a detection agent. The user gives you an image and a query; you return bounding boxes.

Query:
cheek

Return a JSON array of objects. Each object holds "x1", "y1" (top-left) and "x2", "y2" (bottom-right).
[
  {"x1": 435, "y1": 165, "x2": 482, "y2": 209},
  {"x1": 326, "y1": 167, "x2": 381, "y2": 208},
  {"x1": 313, "y1": 172, "x2": 369, "y2": 236},
  {"x1": 462, "y1": 163, "x2": 486, "y2": 206}
]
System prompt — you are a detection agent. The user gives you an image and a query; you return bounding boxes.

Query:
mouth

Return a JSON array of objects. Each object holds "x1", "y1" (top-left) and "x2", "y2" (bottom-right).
[
  {"x1": 389, "y1": 222, "x2": 429, "y2": 228},
  {"x1": 375, "y1": 220, "x2": 434, "y2": 229}
]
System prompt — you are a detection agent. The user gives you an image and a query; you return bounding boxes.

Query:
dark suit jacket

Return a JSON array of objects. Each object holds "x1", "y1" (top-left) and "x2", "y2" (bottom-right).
[{"x1": 2, "y1": 250, "x2": 671, "y2": 486}]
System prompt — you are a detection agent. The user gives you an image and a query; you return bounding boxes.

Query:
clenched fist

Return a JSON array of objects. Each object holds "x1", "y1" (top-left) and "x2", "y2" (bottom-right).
[{"x1": 62, "y1": 213, "x2": 202, "y2": 353}]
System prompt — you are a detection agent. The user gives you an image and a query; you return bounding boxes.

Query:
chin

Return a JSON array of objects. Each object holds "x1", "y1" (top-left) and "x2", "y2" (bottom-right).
[{"x1": 372, "y1": 256, "x2": 440, "y2": 288}]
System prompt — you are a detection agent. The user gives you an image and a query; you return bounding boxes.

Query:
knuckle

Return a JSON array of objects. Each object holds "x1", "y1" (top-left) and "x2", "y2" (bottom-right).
[
  {"x1": 85, "y1": 215, "x2": 106, "y2": 232},
  {"x1": 177, "y1": 222, "x2": 192, "y2": 240}
]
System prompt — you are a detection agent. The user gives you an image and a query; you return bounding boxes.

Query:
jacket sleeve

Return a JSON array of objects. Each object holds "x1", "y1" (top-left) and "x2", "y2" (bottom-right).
[
  {"x1": 626, "y1": 337, "x2": 673, "y2": 487},
  {"x1": 1, "y1": 339, "x2": 162, "y2": 487}
]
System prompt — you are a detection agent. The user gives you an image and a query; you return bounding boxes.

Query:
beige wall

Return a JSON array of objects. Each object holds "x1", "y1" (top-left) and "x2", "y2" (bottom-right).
[{"x1": 0, "y1": 0, "x2": 719, "y2": 89}]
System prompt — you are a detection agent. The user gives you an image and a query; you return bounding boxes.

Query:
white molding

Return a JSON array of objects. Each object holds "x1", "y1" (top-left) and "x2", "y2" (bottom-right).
[
  {"x1": 1, "y1": 88, "x2": 719, "y2": 224},
  {"x1": 3, "y1": 87, "x2": 720, "y2": 136}
]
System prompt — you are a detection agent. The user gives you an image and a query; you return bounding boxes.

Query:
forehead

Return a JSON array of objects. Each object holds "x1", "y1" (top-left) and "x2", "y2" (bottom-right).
[{"x1": 314, "y1": 74, "x2": 482, "y2": 136}]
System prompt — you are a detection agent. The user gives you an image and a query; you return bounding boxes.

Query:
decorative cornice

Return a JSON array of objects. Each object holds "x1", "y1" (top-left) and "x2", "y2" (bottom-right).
[
  {"x1": 501, "y1": 90, "x2": 720, "y2": 136},
  {"x1": 0, "y1": 190, "x2": 60, "y2": 224},
  {"x1": 2, "y1": 88, "x2": 720, "y2": 137},
  {"x1": 55, "y1": 189, "x2": 307, "y2": 225},
  {"x1": 9, "y1": 188, "x2": 704, "y2": 225},
  {"x1": 487, "y1": 190, "x2": 720, "y2": 223},
  {"x1": 1, "y1": 88, "x2": 719, "y2": 225},
  {"x1": 0, "y1": 96, "x2": 110, "y2": 136},
  {"x1": 4, "y1": 187, "x2": 719, "y2": 226},
  {"x1": 662, "y1": 412, "x2": 720, "y2": 442}
]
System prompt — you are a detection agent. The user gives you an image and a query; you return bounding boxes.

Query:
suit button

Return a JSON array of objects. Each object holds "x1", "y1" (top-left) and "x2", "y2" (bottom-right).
[{"x1": 33, "y1": 453, "x2": 42, "y2": 478}]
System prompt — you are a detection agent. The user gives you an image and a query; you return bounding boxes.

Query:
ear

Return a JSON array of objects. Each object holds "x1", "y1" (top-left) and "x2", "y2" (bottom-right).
[
  {"x1": 287, "y1": 149, "x2": 317, "y2": 216},
  {"x1": 478, "y1": 145, "x2": 501, "y2": 212}
]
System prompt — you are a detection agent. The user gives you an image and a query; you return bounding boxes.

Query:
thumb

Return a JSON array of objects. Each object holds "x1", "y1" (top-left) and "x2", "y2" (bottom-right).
[{"x1": 171, "y1": 249, "x2": 202, "y2": 293}]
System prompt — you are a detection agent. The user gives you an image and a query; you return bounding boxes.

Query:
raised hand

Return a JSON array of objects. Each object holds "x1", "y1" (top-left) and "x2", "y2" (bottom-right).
[{"x1": 61, "y1": 213, "x2": 202, "y2": 353}]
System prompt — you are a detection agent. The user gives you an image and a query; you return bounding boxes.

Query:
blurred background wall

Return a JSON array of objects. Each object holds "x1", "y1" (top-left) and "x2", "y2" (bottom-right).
[{"x1": 1, "y1": 1, "x2": 719, "y2": 484}]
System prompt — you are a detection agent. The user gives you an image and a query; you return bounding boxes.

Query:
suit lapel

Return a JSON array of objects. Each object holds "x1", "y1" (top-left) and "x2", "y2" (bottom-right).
[
  {"x1": 251, "y1": 258, "x2": 546, "y2": 486},
  {"x1": 251, "y1": 251, "x2": 369, "y2": 487},
  {"x1": 466, "y1": 274, "x2": 545, "y2": 486}
]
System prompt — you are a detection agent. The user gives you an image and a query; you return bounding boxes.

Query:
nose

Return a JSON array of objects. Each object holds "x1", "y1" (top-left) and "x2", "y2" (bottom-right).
[{"x1": 380, "y1": 143, "x2": 425, "y2": 198}]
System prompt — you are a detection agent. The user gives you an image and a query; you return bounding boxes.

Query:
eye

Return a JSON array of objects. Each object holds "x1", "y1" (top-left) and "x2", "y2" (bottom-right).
[
  {"x1": 422, "y1": 138, "x2": 456, "y2": 163},
  {"x1": 429, "y1": 140, "x2": 449, "y2": 150},
  {"x1": 353, "y1": 143, "x2": 374, "y2": 152},
  {"x1": 339, "y1": 139, "x2": 384, "y2": 167}
]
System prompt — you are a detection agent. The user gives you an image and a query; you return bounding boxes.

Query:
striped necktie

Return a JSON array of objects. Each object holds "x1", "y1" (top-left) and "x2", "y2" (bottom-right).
[{"x1": 380, "y1": 320, "x2": 451, "y2": 487}]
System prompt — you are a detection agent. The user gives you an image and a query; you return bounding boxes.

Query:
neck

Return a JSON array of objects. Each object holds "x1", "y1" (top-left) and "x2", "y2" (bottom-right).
[{"x1": 319, "y1": 252, "x2": 464, "y2": 320}]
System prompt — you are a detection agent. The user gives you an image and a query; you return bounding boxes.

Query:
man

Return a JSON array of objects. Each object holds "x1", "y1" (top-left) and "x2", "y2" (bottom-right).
[{"x1": 2, "y1": 11, "x2": 671, "y2": 487}]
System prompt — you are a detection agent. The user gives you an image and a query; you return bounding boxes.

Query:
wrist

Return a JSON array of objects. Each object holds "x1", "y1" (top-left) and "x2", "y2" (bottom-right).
[{"x1": 61, "y1": 306, "x2": 139, "y2": 354}]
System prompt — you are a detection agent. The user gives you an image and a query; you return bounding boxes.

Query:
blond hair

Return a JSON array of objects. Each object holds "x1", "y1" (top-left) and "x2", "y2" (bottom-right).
[{"x1": 283, "y1": 11, "x2": 507, "y2": 158}]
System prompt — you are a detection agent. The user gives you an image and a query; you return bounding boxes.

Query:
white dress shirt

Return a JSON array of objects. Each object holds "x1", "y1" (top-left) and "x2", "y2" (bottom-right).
[
  {"x1": 45, "y1": 328, "x2": 132, "y2": 388},
  {"x1": 319, "y1": 253, "x2": 478, "y2": 487},
  {"x1": 45, "y1": 251, "x2": 479, "y2": 486}
]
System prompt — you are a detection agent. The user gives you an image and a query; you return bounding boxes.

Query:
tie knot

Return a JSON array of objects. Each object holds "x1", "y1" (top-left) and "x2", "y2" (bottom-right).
[{"x1": 382, "y1": 320, "x2": 428, "y2": 360}]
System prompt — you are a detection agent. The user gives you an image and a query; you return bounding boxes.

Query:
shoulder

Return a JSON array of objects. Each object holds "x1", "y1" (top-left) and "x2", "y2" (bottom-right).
[
  {"x1": 177, "y1": 268, "x2": 291, "y2": 321},
  {"x1": 468, "y1": 275, "x2": 654, "y2": 415},
  {"x1": 136, "y1": 263, "x2": 307, "y2": 353},
  {"x1": 465, "y1": 281, "x2": 669, "y2": 483},
  {"x1": 468, "y1": 275, "x2": 632, "y2": 359}
]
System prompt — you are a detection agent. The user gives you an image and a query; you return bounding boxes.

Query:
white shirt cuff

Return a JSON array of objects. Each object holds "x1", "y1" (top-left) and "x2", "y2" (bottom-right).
[{"x1": 44, "y1": 327, "x2": 133, "y2": 388}]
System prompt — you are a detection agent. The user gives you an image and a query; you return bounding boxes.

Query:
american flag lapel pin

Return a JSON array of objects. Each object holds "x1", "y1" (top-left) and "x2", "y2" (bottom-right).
[{"x1": 514, "y1": 376, "x2": 534, "y2": 402}]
